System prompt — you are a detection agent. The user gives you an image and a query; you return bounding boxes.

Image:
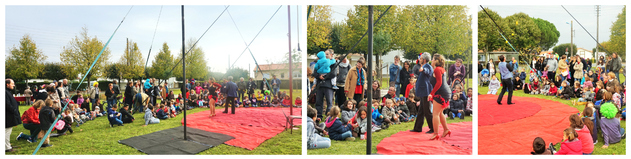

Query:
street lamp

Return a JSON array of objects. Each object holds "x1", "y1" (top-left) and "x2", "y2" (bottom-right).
[{"x1": 566, "y1": 21, "x2": 574, "y2": 57}]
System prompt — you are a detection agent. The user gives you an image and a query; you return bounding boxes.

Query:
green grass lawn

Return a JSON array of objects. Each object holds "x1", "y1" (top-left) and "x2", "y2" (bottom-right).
[
  {"x1": 7, "y1": 98, "x2": 301, "y2": 155},
  {"x1": 307, "y1": 113, "x2": 472, "y2": 155},
  {"x1": 478, "y1": 86, "x2": 626, "y2": 155}
]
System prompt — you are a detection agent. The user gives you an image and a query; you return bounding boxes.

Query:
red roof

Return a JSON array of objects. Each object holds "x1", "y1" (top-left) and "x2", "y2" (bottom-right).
[{"x1": 257, "y1": 63, "x2": 302, "y2": 71}]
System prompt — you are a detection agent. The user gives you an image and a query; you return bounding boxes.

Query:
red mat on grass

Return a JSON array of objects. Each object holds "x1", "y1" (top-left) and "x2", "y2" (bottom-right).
[
  {"x1": 478, "y1": 95, "x2": 578, "y2": 155},
  {"x1": 183, "y1": 107, "x2": 300, "y2": 150},
  {"x1": 212, "y1": 107, "x2": 302, "y2": 127},
  {"x1": 478, "y1": 100, "x2": 541, "y2": 126},
  {"x1": 376, "y1": 122, "x2": 472, "y2": 155}
]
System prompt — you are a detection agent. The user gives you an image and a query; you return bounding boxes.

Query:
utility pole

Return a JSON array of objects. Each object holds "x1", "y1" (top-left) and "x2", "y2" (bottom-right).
[
  {"x1": 570, "y1": 21, "x2": 573, "y2": 57},
  {"x1": 366, "y1": 5, "x2": 374, "y2": 155},
  {"x1": 596, "y1": 5, "x2": 600, "y2": 59}
]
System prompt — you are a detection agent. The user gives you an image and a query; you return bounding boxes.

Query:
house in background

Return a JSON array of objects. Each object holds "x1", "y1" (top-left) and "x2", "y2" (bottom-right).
[
  {"x1": 576, "y1": 48, "x2": 594, "y2": 60},
  {"x1": 254, "y1": 63, "x2": 302, "y2": 80}
]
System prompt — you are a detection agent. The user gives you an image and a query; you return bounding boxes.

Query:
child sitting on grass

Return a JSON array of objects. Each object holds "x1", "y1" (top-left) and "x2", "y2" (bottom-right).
[
  {"x1": 397, "y1": 97, "x2": 411, "y2": 122},
  {"x1": 340, "y1": 99, "x2": 357, "y2": 124},
  {"x1": 107, "y1": 104, "x2": 124, "y2": 127},
  {"x1": 324, "y1": 106, "x2": 356, "y2": 141},
  {"x1": 256, "y1": 91, "x2": 263, "y2": 106},
  {"x1": 243, "y1": 95, "x2": 251, "y2": 108},
  {"x1": 548, "y1": 81, "x2": 557, "y2": 96},
  {"x1": 156, "y1": 104, "x2": 169, "y2": 120},
  {"x1": 307, "y1": 107, "x2": 330, "y2": 149},
  {"x1": 38, "y1": 99, "x2": 56, "y2": 148},
  {"x1": 120, "y1": 104, "x2": 134, "y2": 123},
  {"x1": 555, "y1": 128, "x2": 582, "y2": 155},
  {"x1": 599, "y1": 103, "x2": 625, "y2": 149},
  {"x1": 558, "y1": 81, "x2": 574, "y2": 100},
  {"x1": 487, "y1": 75, "x2": 500, "y2": 95},
  {"x1": 143, "y1": 105, "x2": 160, "y2": 126},
  {"x1": 371, "y1": 100, "x2": 385, "y2": 128},
  {"x1": 281, "y1": 96, "x2": 292, "y2": 107},
  {"x1": 270, "y1": 96, "x2": 281, "y2": 107},
  {"x1": 530, "y1": 137, "x2": 555, "y2": 155},
  {"x1": 352, "y1": 106, "x2": 369, "y2": 139},
  {"x1": 581, "y1": 106, "x2": 597, "y2": 144},
  {"x1": 513, "y1": 76, "x2": 523, "y2": 90},
  {"x1": 449, "y1": 93, "x2": 466, "y2": 119},
  {"x1": 569, "y1": 114, "x2": 593, "y2": 154},
  {"x1": 294, "y1": 97, "x2": 302, "y2": 108},
  {"x1": 529, "y1": 77, "x2": 540, "y2": 95},
  {"x1": 382, "y1": 99, "x2": 399, "y2": 125},
  {"x1": 573, "y1": 81, "x2": 583, "y2": 99}
]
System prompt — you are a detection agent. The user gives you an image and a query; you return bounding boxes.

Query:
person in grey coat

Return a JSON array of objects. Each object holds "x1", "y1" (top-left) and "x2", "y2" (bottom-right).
[
  {"x1": 143, "y1": 105, "x2": 160, "y2": 126},
  {"x1": 335, "y1": 57, "x2": 351, "y2": 107},
  {"x1": 610, "y1": 53, "x2": 622, "y2": 84},
  {"x1": 545, "y1": 54, "x2": 558, "y2": 80}
]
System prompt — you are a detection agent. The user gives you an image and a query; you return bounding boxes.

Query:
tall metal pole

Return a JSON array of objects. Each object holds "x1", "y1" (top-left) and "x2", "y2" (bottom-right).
[
  {"x1": 181, "y1": 5, "x2": 187, "y2": 140},
  {"x1": 570, "y1": 21, "x2": 573, "y2": 57},
  {"x1": 596, "y1": 5, "x2": 600, "y2": 58},
  {"x1": 287, "y1": 5, "x2": 293, "y2": 115},
  {"x1": 366, "y1": 5, "x2": 374, "y2": 155}
]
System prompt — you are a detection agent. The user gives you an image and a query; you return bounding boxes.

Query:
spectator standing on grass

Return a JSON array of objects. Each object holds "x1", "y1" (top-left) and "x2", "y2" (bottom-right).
[
  {"x1": 344, "y1": 58, "x2": 367, "y2": 105},
  {"x1": 271, "y1": 75, "x2": 281, "y2": 97},
  {"x1": 6, "y1": 79, "x2": 21, "y2": 152},
  {"x1": 399, "y1": 61, "x2": 412, "y2": 97},
  {"x1": 24, "y1": 86, "x2": 33, "y2": 105},
  {"x1": 389, "y1": 55, "x2": 402, "y2": 96},
  {"x1": 223, "y1": 76, "x2": 239, "y2": 114},
  {"x1": 448, "y1": 58, "x2": 466, "y2": 87},
  {"x1": 335, "y1": 56, "x2": 351, "y2": 107}
]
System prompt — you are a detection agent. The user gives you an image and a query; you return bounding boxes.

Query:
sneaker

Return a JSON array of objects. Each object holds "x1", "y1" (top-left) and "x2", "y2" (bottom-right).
[
  {"x1": 593, "y1": 140, "x2": 598, "y2": 145},
  {"x1": 332, "y1": 86, "x2": 339, "y2": 90},
  {"x1": 16, "y1": 132, "x2": 24, "y2": 140},
  {"x1": 27, "y1": 138, "x2": 37, "y2": 143},
  {"x1": 41, "y1": 144, "x2": 53, "y2": 148},
  {"x1": 345, "y1": 137, "x2": 356, "y2": 141},
  {"x1": 110, "y1": 124, "x2": 113, "y2": 127}
]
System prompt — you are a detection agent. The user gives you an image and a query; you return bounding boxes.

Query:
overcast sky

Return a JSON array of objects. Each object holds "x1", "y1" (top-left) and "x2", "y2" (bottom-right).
[
  {"x1": 480, "y1": 5, "x2": 624, "y2": 51},
  {"x1": 5, "y1": 5, "x2": 306, "y2": 74}
]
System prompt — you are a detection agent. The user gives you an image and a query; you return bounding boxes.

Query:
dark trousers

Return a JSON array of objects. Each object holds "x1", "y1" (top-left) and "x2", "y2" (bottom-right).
[
  {"x1": 497, "y1": 78, "x2": 514, "y2": 104},
  {"x1": 353, "y1": 94, "x2": 363, "y2": 105},
  {"x1": 315, "y1": 87, "x2": 334, "y2": 119},
  {"x1": 335, "y1": 86, "x2": 346, "y2": 106},
  {"x1": 413, "y1": 96, "x2": 433, "y2": 132},
  {"x1": 238, "y1": 91, "x2": 245, "y2": 102},
  {"x1": 547, "y1": 71, "x2": 556, "y2": 80},
  {"x1": 23, "y1": 123, "x2": 41, "y2": 141},
  {"x1": 224, "y1": 97, "x2": 236, "y2": 114}
]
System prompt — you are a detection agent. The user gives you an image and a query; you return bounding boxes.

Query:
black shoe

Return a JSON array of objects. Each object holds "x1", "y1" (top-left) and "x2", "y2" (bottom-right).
[
  {"x1": 507, "y1": 102, "x2": 515, "y2": 105},
  {"x1": 41, "y1": 144, "x2": 53, "y2": 148},
  {"x1": 5, "y1": 149, "x2": 15, "y2": 152},
  {"x1": 409, "y1": 130, "x2": 422, "y2": 133},
  {"x1": 497, "y1": 101, "x2": 502, "y2": 105},
  {"x1": 425, "y1": 130, "x2": 434, "y2": 134},
  {"x1": 222, "y1": 111, "x2": 228, "y2": 114}
]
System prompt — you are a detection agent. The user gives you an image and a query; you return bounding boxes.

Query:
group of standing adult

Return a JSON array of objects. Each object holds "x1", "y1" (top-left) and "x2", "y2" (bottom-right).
[{"x1": 310, "y1": 50, "x2": 456, "y2": 140}]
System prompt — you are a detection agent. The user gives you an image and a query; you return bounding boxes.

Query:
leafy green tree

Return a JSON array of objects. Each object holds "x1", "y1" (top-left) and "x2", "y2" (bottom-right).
[
  {"x1": 608, "y1": 6, "x2": 625, "y2": 60},
  {"x1": 119, "y1": 39, "x2": 145, "y2": 80},
  {"x1": 478, "y1": 8, "x2": 513, "y2": 59},
  {"x1": 552, "y1": 43, "x2": 577, "y2": 57},
  {"x1": 60, "y1": 27, "x2": 111, "y2": 85},
  {"x1": 173, "y1": 38, "x2": 208, "y2": 80},
  {"x1": 504, "y1": 12, "x2": 541, "y2": 58},
  {"x1": 307, "y1": 5, "x2": 333, "y2": 54},
  {"x1": 149, "y1": 42, "x2": 174, "y2": 80},
  {"x1": 399, "y1": 5, "x2": 471, "y2": 61},
  {"x1": 39, "y1": 62, "x2": 69, "y2": 81},
  {"x1": 104, "y1": 63, "x2": 122, "y2": 80},
  {"x1": 532, "y1": 18, "x2": 560, "y2": 51},
  {"x1": 225, "y1": 67, "x2": 250, "y2": 81},
  {"x1": 329, "y1": 22, "x2": 348, "y2": 54},
  {"x1": 6, "y1": 34, "x2": 47, "y2": 83}
]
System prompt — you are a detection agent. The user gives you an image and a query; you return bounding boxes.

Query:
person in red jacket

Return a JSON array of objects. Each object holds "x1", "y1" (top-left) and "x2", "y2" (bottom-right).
[
  {"x1": 569, "y1": 114, "x2": 594, "y2": 154},
  {"x1": 19, "y1": 100, "x2": 45, "y2": 143},
  {"x1": 405, "y1": 76, "x2": 416, "y2": 99},
  {"x1": 281, "y1": 96, "x2": 292, "y2": 107},
  {"x1": 555, "y1": 128, "x2": 583, "y2": 155},
  {"x1": 294, "y1": 97, "x2": 302, "y2": 108}
]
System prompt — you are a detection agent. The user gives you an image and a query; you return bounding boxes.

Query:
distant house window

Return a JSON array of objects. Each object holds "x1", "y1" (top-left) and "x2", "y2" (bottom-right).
[
  {"x1": 281, "y1": 73, "x2": 285, "y2": 79},
  {"x1": 293, "y1": 71, "x2": 301, "y2": 78}
]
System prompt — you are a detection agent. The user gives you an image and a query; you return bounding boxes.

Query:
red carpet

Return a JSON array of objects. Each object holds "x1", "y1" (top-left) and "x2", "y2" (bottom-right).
[
  {"x1": 183, "y1": 107, "x2": 300, "y2": 150},
  {"x1": 478, "y1": 100, "x2": 541, "y2": 126},
  {"x1": 212, "y1": 107, "x2": 302, "y2": 127},
  {"x1": 376, "y1": 122, "x2": 472, "y2": 155},
  {"x1": 478, "y1": 95, "x2": 578, "y2": 155}
]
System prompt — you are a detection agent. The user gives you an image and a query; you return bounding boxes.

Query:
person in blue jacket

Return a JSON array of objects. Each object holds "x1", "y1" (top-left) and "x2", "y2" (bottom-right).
[
  {"x1": 324, "y1": 106, "x2": 355, "y2": 141},
  {"x1": 107, "y1": 104, "x2": 123, "y2": 127}
]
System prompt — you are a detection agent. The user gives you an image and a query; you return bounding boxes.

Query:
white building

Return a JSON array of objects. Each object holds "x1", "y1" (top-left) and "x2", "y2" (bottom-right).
[{"x1": 576, "y1": 48, "x2": 594, "y2": 60}]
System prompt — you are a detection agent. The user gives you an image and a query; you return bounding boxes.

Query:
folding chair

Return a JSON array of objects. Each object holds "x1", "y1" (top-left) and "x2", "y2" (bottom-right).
[{"x1": 281, "y1": 108, "x2": 301, "y2": 134}]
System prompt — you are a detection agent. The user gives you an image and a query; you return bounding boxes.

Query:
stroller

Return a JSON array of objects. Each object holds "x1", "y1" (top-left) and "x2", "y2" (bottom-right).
[{"x1": 479, "y1": 69, "x2": 490, "y2": 86}]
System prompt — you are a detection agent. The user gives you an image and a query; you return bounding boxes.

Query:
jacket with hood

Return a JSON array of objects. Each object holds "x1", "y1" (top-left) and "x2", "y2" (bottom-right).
[
  {"x1": 325, "y1": 117, "x2": 352, "y2": 140},
  {"x1": 22, "y1": 106, "x2": 40, "y2": 125},
  {"x1": 340, "y1": 107, "x2": 355, "y2": 124},
  {"x1": 450, "y1": 97, "x2": 465, "y2": 111},
  {"x1": 314, "y1": 51, "x2": 335, "y2": 74},
  {"x1": 576, "y1": 125, "x2": 594, "y2": 154},
  {"x1": 371, "y1": 106, "x2": 383, "y2": 120},
  {"x1": 336, "y1": 61, "x2": 351, "y2": 87},
  {"x1": 38, "y1": 106, "x2": 56, "y2": 130},
  {"x1": 554, "y1": 139, "x2": 582, "y2": 155},
  {"x1": 381, "y1": 106, "x2": 396, "y2": 120}
]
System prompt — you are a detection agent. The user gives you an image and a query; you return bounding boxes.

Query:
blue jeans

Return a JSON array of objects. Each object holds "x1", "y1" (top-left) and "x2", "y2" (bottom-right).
[
  {"x1": 273, "y1": 87, "x2": 280, "y2": 96},
  {"x1": 315, "y1": 87, "x2": 334, "y2": 119},
  {"x1": 107, "y1": 99, "x2": 116, "y2": 110},
  {"x1": 395, "y1": 84, "x2": 401, "y2": 98},
  {"x1": 614, "y1": 72, "x2": 620, "y2": 84},
  {"x1": 308, "y1": 135, "x2": 331, "y2": 149},
  {"x1": 109, "y1": 115, "x2": 123, "y2": 125},
  {"x1": 332, "y1": 131, "x2": 353, "y2": 141}
]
